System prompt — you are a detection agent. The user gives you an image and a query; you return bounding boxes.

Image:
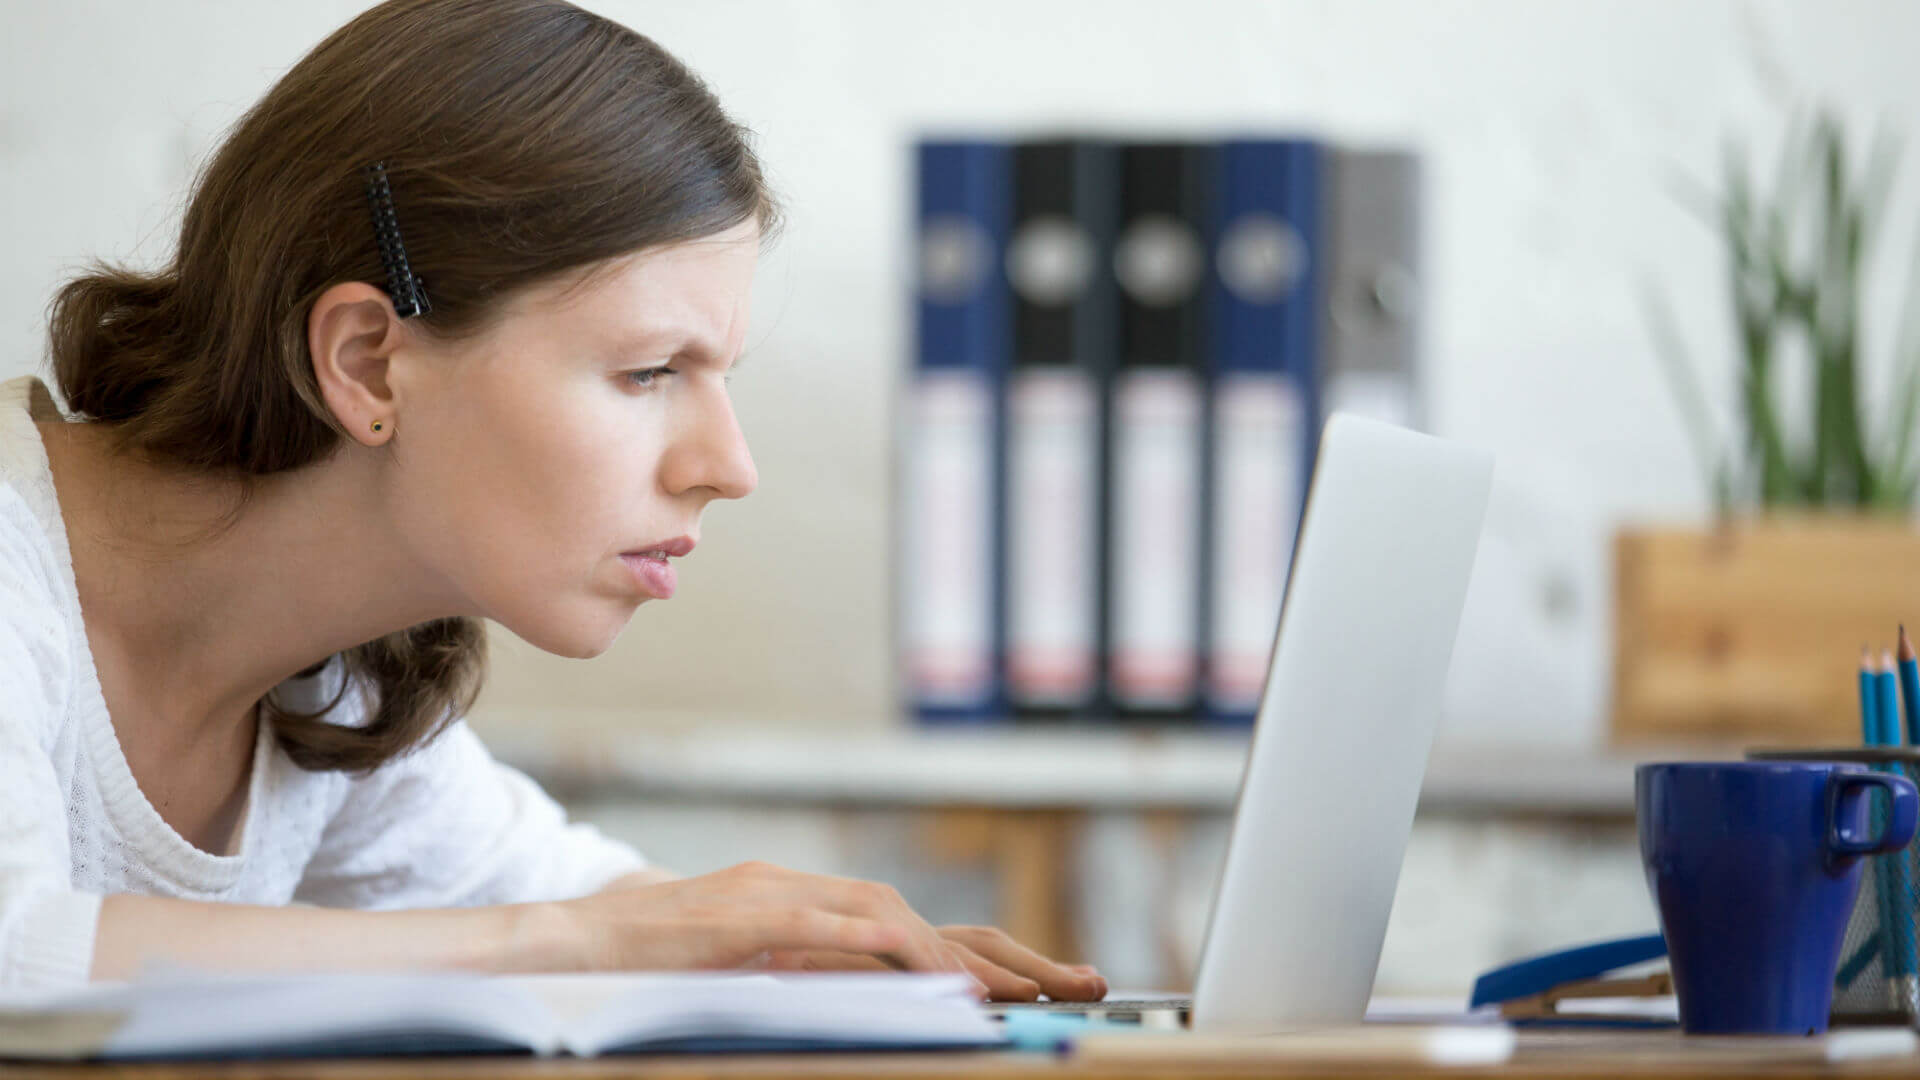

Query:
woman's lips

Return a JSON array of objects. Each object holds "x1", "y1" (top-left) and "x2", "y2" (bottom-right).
[
  {"x1": 620, "y1": 535, "x2": 693, "y2": 599},
  {"x1": 630, "y1": 536, "x2": 696, "y2": 558},
  {"x1": 620, "y1": 551, "x2": 677, "y2": 599}
]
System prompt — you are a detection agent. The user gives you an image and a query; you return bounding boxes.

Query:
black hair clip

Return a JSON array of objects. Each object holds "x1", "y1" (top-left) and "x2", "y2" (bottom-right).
[{"x1": 363, "y1": 161, "x2": 431, "y2": 319}]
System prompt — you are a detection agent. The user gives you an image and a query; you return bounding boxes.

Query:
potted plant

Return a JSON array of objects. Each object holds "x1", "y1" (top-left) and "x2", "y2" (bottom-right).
[{"x1": 1614, "y1": 110, "x2": 1920, "y2": 746}]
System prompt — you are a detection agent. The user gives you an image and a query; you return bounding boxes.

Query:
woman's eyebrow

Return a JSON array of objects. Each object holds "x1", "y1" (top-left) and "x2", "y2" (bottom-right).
[{"x1": 613, "y1": 325, "x2": 725, "y2": 363}]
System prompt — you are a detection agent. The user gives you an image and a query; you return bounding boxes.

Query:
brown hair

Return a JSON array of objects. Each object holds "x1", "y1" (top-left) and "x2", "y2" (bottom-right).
[{"x1": 44, "y1": 0, "x2": 782, "y2": 772}]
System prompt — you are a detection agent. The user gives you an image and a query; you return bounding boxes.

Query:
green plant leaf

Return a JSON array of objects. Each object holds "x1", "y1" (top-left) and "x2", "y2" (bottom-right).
[
  {"x1": 1641, "y1": 282, "x2": 1731, "y2": 501},
  {"x1": 1770, "y1": 109, "x2": 1815, "y2": 284},
  {"x1": 1737, "y1": 328, "x2": 1797, "y2": 505},
  {"x1": 1723, "y1": 137, "x2": 1804, "y2": 504},
  {"x1": 1807, "y1": 112, "x2": 1874, "y2": 504},
  {"x1": 1689, "y1": 105, "x2": 1917, "y2": 511}
]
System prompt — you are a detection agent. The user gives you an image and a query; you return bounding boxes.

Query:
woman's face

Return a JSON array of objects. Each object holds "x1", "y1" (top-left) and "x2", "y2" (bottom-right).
[{"x1": 386, "y1": 221, "x2": 761, "y2": 658}]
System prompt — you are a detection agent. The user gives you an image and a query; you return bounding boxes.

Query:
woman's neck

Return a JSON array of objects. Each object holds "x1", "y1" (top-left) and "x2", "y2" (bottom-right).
[{"x1": 38, "y1": 417, "x2": 469, "y2": 744}]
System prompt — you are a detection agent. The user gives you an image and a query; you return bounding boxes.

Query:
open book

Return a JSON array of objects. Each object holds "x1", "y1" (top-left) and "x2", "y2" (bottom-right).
[{"x1": 0, "y1": 970, "x2": 1006, "y2": 1060}]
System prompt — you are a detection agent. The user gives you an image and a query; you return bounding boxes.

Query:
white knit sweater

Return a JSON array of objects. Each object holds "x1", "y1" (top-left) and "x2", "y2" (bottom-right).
[{"x1": 0, "y1": 375, "x2": 648, "y2": 989}]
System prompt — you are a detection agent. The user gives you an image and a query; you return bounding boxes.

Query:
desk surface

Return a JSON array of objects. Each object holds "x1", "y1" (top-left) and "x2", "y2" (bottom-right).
[{"x1": 13, "y1": 1032, "x2": 1920, "y2": 1080}]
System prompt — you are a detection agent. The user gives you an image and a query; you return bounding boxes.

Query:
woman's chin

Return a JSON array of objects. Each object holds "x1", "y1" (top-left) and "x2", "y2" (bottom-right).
[{"x1": 501, "y1": 606, "x2": 633, "y2": 660}]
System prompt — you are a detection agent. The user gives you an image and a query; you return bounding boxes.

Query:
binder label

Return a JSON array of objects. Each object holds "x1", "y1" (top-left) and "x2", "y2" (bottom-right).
[
  {"x1": 1006, "y1": 216, "x2": 1096, "y2": 307},
  {"x1": 1005, "y1": 367, "x2": 1100, "y2": 705},
  {"x1": 1108, "y1": 367, "x2": 1203, "y2": 707},
  {"x1": 1115, "y1": 215, "x2": 1205, "y2": 306},
  {"x1": 902, "y1": 370, "x2": 995, "y2": 707},
  {"x1": 1217, "y1": 211, "x2": 1307, "y2": 304},
  {"x1": 1208, "y1": 372, "x2": 1304, "y2": 711},
  {"x1": 917, "y1": 215, "x2": 994, "y2": 304}
]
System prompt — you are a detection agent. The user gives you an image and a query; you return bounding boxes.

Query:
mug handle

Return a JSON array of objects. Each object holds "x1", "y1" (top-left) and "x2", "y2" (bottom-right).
[{"x1": 1828, "y1": 772, "x2": 1920, "y2": 860}]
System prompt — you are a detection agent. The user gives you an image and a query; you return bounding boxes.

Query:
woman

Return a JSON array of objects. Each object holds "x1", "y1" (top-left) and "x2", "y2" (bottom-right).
[{"x1": 0, "y1": 0, "x2": 1106, "y2": 1003}]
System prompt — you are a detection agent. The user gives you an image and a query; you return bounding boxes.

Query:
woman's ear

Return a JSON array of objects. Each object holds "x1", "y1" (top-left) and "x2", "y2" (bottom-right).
[{"x1": 309, "y1": 282, "x2": 404, "y2": 445}]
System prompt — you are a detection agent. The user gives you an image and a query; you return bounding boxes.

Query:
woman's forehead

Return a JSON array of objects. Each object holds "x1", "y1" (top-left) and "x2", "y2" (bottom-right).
[
  {"x1": 498, "y1": 228, "x2": 758, "y2": 354},
  {"x1": 528, "y1": 229, "x2": 752, "y2": 301}
]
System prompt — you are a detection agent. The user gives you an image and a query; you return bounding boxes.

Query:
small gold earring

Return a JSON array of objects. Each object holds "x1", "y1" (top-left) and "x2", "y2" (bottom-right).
[{"x1": 371, "y1": 419, "x2": 385, "y2": 433}]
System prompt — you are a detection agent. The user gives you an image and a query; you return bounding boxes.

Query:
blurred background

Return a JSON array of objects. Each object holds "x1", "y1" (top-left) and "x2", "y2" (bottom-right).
[{"x1": 6, "y1": 0, "x2": 1919, "y2": 997}]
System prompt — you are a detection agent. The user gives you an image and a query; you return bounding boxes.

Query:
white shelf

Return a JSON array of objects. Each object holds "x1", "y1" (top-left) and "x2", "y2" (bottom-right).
[{"x1": 475, "y1": 722, "x2": 1657, "y2": 816}]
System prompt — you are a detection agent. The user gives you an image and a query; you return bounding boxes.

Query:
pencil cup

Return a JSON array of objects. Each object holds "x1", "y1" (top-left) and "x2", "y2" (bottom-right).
[{"x1": 1750, "y1": 746, "x2": 1920, "y2": 1025}]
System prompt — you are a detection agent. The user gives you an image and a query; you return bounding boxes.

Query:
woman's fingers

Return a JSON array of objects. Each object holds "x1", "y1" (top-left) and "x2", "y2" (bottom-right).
[
  {"x1": 940, "y1": 925, "x2": 1107, "y2": 1001},
  {"x1": 582, "y1": 865, "x2": 1075, "y2": 997},
  {"x1": 723, "y1": 864, "x2": 964, "y2": 978},
  {"x1": 947, "y1": 941, "x2": 1042, "y2": 1002},
  {"x1": 747, "y1": 909, "x2": 909, "y2": 959},
  {"x1": 759, "y1": 946, "x2": 992, "y2": 999},
  {"x1": 761, "y1": 949, "x2": 891, "y2": 972},
  {"x1": 685, "y1": 863, "x2": 1012, "y2": 998},
  {"x1": 823, "y1": 875, "x2": 973, "y2": 980}
]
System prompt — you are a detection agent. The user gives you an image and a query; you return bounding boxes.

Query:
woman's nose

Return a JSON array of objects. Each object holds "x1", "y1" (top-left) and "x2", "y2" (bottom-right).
[{"x1": 662, "y1": 383, "x2": 756, "y2": 501}]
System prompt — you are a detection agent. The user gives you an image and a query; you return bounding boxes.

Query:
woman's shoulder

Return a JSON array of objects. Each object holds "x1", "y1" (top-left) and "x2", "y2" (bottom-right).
[
  {"x1": 0, "y1": 375, "x2": 79, "y2": 623},
  {"x1": 0, "y1": 481, "x2": 67, "y2": 622},
  {"x1": 0, "y1": 376, "x2": 71, "y2": 579},
  {"x1": 0, "y1": 377, "x2": 85, "y2": 733},
  {"x1": 0, "y1": 467, "x2": 75, "y2": 745}
]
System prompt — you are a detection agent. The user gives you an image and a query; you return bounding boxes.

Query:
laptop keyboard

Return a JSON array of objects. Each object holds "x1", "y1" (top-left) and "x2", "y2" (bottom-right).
[{"x1": 987, "y1": 998, "x2": 1192, "y2": 1027}]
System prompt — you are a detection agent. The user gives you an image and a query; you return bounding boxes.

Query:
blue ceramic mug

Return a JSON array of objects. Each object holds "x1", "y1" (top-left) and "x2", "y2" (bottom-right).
[{"x1": 1637, "y1": 761, "x2": 1918, "y2": 1035}]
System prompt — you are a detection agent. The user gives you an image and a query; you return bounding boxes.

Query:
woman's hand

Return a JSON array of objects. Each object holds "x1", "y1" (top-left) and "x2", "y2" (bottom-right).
[
  {"x1": 752, "y1": 925, "x2": 1109, "y2": 1003},
  {"x1": 548, "y1": 861, "x2": 980, "y2": 988}
]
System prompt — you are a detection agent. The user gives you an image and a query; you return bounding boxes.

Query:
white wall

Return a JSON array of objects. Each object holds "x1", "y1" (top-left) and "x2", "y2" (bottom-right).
[{"x1": 6, "y1": 1, "x2": 1917, "y2": 745}]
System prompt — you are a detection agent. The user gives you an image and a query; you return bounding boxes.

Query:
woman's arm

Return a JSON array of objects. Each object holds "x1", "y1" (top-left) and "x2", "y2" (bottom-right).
[
  {"x1": 597, "y1": 867, "x2": 683, "y2": 891},
  {"x1": 91, "y1": 862, "x2": 1105, "y2": 1001},
  {"x1": 91, "y1": 893, "x2": 568, "y2": 980},
  {"x1": 90, "y1": 863, "x2": 991, "y2": 988}
]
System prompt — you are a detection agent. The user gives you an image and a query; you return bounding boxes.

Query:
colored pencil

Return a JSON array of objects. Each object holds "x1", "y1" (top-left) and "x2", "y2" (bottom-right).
[
  {"x1": 1864, "y1": 646, "x2": 1880, "y2": 745},
  {"x1": 1899, "y1": 626, "x2": 1920, "y2": 747},
  {"x1": 1876, "y1": 651, "x2": 1918, "y2": 989},
  {"x1": 1861, "y1": 649, "x2": 1900, "y2": 983}
]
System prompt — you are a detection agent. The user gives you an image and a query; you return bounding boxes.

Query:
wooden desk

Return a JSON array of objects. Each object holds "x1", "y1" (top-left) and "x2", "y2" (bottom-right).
[{"x1": 9, "y1": 1032, "x2": 1919, "y2": 1080}]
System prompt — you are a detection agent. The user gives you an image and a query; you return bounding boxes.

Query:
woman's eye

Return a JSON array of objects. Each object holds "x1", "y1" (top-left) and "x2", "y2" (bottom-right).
[{"x1": 625, "y1": 366, "x2": 676, "y2": 390}]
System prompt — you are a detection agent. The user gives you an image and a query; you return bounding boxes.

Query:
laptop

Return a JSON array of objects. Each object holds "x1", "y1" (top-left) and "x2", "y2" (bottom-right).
[{"x1": 993, "y1": 414, "x2": 1493, "y2": 1033}]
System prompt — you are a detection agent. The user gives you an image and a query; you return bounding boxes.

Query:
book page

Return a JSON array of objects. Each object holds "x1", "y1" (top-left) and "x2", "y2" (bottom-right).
[
  {"x1": 0, "y1": 971, "x2": 558, "y2": 1060},
  {"x1": 520, "y1": 973, "x2": 999, "y2": 1057}
]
